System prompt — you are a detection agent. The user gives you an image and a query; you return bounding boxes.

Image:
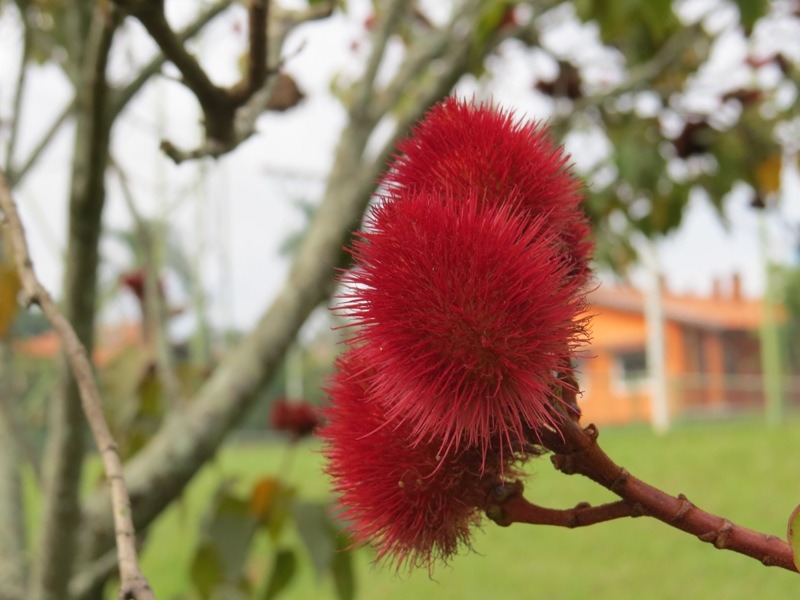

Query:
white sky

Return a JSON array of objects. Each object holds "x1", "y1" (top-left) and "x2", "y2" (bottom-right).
[{"x1": 1, "y1": 1, "x2": 799, "y2": 338}]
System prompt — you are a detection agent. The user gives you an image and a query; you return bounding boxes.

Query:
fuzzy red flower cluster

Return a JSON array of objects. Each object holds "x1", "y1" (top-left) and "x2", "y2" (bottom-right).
[
  {"x1": 321, "y1": 98, "x2": 592, "y2": 570},
  {"x1": 269, "y1": 397, "x2": 319, "y2": 440}
]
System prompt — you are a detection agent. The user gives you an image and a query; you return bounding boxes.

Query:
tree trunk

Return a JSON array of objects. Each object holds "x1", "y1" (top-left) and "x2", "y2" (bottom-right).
[{"x1": 27, "y1": 12, "x2": 117, "y2": 600}]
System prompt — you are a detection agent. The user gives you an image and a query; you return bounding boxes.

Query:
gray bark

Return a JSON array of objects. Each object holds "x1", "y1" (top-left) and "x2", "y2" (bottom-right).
[
  {"x1": 27, "y1": 12, "x2": 118, "y2": 600},
  {"x1": 0, "y1": 343, "x2": 27, "y2": 600}
]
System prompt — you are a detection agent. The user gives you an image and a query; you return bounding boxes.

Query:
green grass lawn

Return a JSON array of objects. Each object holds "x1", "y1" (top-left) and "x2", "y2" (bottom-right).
[{"x1": 134, "y1": 419, "x2": 800, "y2": 600}]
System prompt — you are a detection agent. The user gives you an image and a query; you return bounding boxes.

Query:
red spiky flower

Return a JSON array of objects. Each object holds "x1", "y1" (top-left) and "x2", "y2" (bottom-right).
[
  {"x1": 325, "y1": 99, "x2": 592, "y2": 570},
  {"x1": 321, "y1": 350, "x2": 507, "y2": 571},
  {"x1": 341, "y1": 187, "x2": 586, "y2": 456},
  {"x1": 383, "y1": 97, "x2": 592, "y2": 283}
]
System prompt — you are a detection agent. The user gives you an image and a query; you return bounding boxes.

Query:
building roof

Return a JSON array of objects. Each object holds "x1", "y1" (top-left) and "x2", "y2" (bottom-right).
[{"x1": 587, "y1": 279, "x2": 766, "y2": 331}]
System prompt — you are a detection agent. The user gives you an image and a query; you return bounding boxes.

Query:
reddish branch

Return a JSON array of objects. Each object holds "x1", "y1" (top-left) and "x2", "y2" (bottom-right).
[
  {"x1": 540, "y1": 418, "x2": 797, "y2": 571},
  {"x1": 486, "y1": 480, "x2": 637, "y2": 528},
  {"x1": 0, "y1": 171, "x2": 155, "y2": 600},
  {"x1": 482, "y1": 378, "x2": 798, "y2": 572}
]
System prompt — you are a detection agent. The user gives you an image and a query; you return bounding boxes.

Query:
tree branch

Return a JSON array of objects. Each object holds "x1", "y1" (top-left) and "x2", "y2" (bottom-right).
[
  {"x1": 4, "y1": 0, "x2": 32, "y2": 175},
  {"x1": 156, "y1": 2, "x2": 334, "y2": 164},
  {"x1": 228, "y1": 0, "x2": 268, "y2": 106},
  {"x1": 539, "y1": 416, "x2": 797, "y2": 572},
  {"x1": 115, "y1": 0, "x2": 229, "y2": 114},
  {"x1": 111, "y1": 161, "x2": 186, "y2": 408},
  {"x1": 351, "y1": 0, "x2": 413, "y2": 119},
  {"x1": 111, "y1": 0, "x2": 234, "y2": 119},
  {"x1": 0, "y1": 171, "x2": 155, "y2": 599},
  {"x1": 485, "y1": 480, "x2": 637, "y2": 528},
  {"x1": 115, "y1": 0, "x2": 280, "y2": 150},
  {"x1": 6, "y1": 100, "x2": 74, "y2": 188}
]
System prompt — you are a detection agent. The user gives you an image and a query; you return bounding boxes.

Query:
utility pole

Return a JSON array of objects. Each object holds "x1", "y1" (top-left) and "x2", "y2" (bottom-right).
[
  {"x1": 759, "y1": 212, "x2": 784, "y2": 426},
  {"x1": 643, "y1": 239, "x2": 670, "y2": 434}
]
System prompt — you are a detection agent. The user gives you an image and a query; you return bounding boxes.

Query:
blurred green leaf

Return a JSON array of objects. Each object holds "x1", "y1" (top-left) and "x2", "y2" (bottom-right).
[
  {"x1": 331, "y1": 534, "x2": 356, "y2": 600},
  {"x1": 211, "y1": 583, "x2": 250, "y2": 600},
  {"x1": 190, "y1": 482, "x2": 259, "y2": 598},
  {"x1": 190, "y1": 542, "x2": 224, "y2": 600},
  {"x1": 734, "y1": 0, "x2": 768, "y2": 34},
  {"x1": 574, "y1": 0, "x2": 680, "y2": 62},
  {"x1": 263, "y1": 549, "x2": 298, "y2": 600},
  {"x1": 207, "y1": 489, "x2": 258, "y2": 582},
  {"x1": 267, "y1": 484, "x2": 296, "y2": 541},
  {"x1": 789, "y1": 504, "x2": 800, "y2": 571},
  {"x1": 292, "y1": 501, "x2": 337, "y2": 579}
]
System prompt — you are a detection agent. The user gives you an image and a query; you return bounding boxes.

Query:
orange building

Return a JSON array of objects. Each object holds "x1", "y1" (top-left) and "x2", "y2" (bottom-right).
[
  {"x1": 576, "y1": 277, "x2": 789, "y2": 425},
  {"x1": 13, "y1": 322, "x2": 144, "y2": 367}
]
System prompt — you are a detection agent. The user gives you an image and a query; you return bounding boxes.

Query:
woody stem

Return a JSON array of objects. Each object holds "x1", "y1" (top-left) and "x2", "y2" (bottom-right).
[
  {"x1": 486, "y1": 481, "x2": 637, "y2": 528},
  {"x1": 538, "y1": 418, "x2": 796, "y2": 572}
]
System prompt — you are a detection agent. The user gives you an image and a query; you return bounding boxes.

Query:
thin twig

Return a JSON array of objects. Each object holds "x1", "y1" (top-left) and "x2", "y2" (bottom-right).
[
  {"x1": 351, "y1": 0, "x2": 413, "y2": 119},
  {"x1": 485, "y1": 480, "x2": 637, "y2": 528},
  {"x1": 111, "y1": 161, "x2": 186, "y2": 407},
  {"x1": 6, "y1": 99, "x2": 74, "y2": 188},
  {"x1": 0, "y1": 171, "x2": 155, "y2": 599},
  {"x1": 4, "y1": 0, "x2": 32, "y2": 174}
]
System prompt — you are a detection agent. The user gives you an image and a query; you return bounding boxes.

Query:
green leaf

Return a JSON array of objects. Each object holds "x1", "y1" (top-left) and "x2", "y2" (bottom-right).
[
  {"x1": 211, "y1": 583, "x2": 250, "y2": 600},
  {"x1": 190, "y1": 542, "x2": 224, "y2": 600},
  {"x1": 266, "y1": 484, "x2": 296, "y2": 541},
  {"x1": 190, "y1": 481, "x2": 259, "y2": 600},
  {"x1": 789, "y1": 504, "x2": 800, "y2": 571},
  {"x1": 331, "y1": 535, "x2": 356, "y2": 600},
  {"x1": 574, "y1": 0, "x2": 680, "y2": 63},
  {"x1": 292, "y1": 501, "x2": 337, "y2": 579},
  {"x1": 206, "y1": 488, "x2": 258, "y2": 583},
  {"x1": 734, "y1": 0, "x2": 767, "y2": 35},
  {"x1": 263, "y1": 549, "x2": 298, "y2": 600}
]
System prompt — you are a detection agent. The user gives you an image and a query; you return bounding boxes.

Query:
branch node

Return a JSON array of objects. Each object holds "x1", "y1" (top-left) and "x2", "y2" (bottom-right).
[
  {"x1": 23, "y1": 290, "x2": 41, "y2": 308},
  {"x1": 630, "y1": 502, "x2": 647, "y2": 517},
  {"x1": 672, "y1": 493, "x2": 694, "y2": 522},
  {"x1": 551, "y1": 453, "x2": 578, "y2": 475},
  {"x1": 609, "y1": 468, "x2": 629, "y2": 493},
  {"x1": 488, "y1": 479, "x2": 524, "y2": 504},
  {"x1": 583, "y1": 423, "x2": 599, "y2": 441},
  {"x1": 698, "y1": 520, "x2": 734, "y2": 548}
]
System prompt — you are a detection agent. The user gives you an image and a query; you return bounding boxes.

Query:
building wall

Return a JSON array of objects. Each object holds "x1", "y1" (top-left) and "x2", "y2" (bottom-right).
[{"x1": 577, "y1": 304, "x2": 768, "y2": 425}]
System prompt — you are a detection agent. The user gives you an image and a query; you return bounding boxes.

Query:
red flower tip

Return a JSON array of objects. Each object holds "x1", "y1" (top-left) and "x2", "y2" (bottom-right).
[
  {"x1": 321, "y1": 351, "x2": 503, "y2": 571},
  {"x1": 383, "y1": 97, "x2": 592, "y2": 283},
  {"x1": 269, "y1": 397, "x2": 319, "y2": 440},
  {"x1": 340, "y1": 188, "x2": 587, "y2": 456},
  {"x1": 119, "y1": 269, "x2": 146, "y2": 300}
]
